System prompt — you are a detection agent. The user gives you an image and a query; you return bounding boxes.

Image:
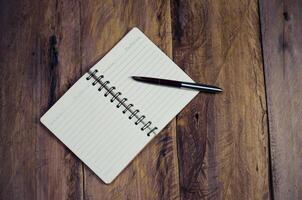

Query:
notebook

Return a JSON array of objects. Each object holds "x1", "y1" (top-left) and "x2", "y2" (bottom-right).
[{"x1": 41, "y1": 27, "x2": 198, "y2": 184}]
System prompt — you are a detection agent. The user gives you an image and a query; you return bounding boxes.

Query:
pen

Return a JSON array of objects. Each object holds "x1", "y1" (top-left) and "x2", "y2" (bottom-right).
[{"x1": 132, "y1": 76, "x2": 223, "y2": 93}]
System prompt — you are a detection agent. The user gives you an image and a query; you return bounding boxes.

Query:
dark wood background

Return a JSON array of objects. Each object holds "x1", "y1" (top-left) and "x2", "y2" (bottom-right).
[{"x1": 0, "y1": 0, "x2": 301, "y2": 199}]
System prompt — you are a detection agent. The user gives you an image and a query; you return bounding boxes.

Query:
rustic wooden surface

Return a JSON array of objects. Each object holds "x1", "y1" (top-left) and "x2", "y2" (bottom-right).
[
  {"x1": 1, "y1": 0, "x2": 83, "y2": 199},
  {"x1": 260, "y1": 0, "x2": 302, "y2": 200},
  {"x1": 172, "y1": 0, "x2": 269, "y2": 199},
  {"x1": 0, "y1": 0, "x2": 300, "y2": 199}
]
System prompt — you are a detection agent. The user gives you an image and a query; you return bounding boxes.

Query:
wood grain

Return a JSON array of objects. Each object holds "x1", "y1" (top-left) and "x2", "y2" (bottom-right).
[
  {"x1": 171, "y1": 0, "x2": 270, "y2": 199},
  {"x1": 260, "y1": 0, "x2": 302, "y2": 199},
  {"x1": 80, "y1": 1, "x2": 180, "y2": 199},
  {"x1": 0, "y1": 0, "x2": 83, "y2": 199},
  {"x1": 1, "y1": 0, "x2": 291, "y2": 199}
]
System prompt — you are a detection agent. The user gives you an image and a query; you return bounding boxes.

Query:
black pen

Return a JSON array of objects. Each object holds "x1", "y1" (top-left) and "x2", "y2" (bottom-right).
[{"x1": 132, "y1": 76, "x2": 222, "y2": 93}]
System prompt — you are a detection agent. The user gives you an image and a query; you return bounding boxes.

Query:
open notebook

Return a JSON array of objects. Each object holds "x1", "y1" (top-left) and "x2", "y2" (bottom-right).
[{"x1": 41, "y1": 27, "x2": 198, "y2": 184}]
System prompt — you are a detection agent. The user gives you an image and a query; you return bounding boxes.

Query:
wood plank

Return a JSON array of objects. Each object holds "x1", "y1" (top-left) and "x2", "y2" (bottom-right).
[
  {"x1": 259, "y1": 0, "x2": 302, "y2": 199},
  {"x1": 80, "y1": 1, "x2": 180, "y2": 199},
  {"x1": 0, "y1": 0, "x2": 83, "y2": 199},
  {"x1": 171, "y1": 0, "x2": 270, "y2": 199}
]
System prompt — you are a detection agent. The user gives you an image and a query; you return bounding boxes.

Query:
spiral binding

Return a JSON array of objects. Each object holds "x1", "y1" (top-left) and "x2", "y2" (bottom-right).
[{"x1": 86, "y1": 69, "x2": 158, "y2": 136}]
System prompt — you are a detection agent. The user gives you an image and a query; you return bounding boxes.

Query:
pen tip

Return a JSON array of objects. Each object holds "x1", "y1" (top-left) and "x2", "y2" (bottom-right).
[{"x1": 132, "y1": 76, "x2": 141, "y2": 81}]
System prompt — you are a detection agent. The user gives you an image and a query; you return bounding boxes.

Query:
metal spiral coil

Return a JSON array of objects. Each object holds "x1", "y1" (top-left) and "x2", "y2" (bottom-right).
[{"x1": 86, "y1": 69, "x2": 157, "y2": 136}]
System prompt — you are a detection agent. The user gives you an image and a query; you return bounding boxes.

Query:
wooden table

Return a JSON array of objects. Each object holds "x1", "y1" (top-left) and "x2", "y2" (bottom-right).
[{"x1": 1, "y1": 0, "x2": 301, "y2": 199}]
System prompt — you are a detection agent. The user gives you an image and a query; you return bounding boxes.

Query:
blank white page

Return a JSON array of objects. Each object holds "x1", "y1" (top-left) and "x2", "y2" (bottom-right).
[{"x1": 41, "y1": 27, "x2": 198, "y2": 184}]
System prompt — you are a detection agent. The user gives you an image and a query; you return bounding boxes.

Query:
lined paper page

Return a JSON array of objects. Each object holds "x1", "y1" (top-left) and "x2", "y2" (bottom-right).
[{"x1": 41, "y1": 27, "x2": 198, "y2": 184}]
